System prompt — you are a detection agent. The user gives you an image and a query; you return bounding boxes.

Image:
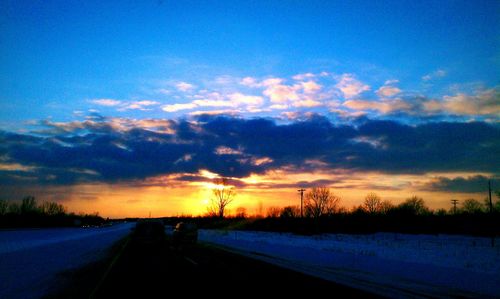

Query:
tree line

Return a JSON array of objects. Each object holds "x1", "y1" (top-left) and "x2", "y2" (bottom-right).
[
  {"x1": 264, "y1": 188, "x2": 500, "y2": 218},
  {"x1": 197, "y1": 185, "x2": 500, "y2": 236},
  {"x1": 0, "y1": 196, "x2": 105, "y2": 228}
]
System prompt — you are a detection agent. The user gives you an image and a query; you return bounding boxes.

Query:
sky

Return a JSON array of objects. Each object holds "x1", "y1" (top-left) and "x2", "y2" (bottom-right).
[{"x1": 0, "y1": 0, "x2": 499, "y2": 217}]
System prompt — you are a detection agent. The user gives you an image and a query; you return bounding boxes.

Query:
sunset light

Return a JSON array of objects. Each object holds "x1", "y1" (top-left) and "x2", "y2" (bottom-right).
[{"x1": 1, "y1": 2, "x2": 499, "y2": 297}]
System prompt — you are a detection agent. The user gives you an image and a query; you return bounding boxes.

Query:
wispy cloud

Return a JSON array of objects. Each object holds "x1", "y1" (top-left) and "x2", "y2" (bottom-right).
[
  {"x1": 292, "y1": 73, "x2": 315, "y2": 80},
  {"x1": 300, "y1": 80, "x2": 322, "y2": 93},
  {"x1": 103, "y1": 72, "x2": 498, "y2": 121},
  {"x1": 162, "y1": 103, "x2": 197, "y2": 112},
  {"x1": 343, "y1": 98, "x2": 411, "y2": 114},
  {"x1": 424, "y1": 88, "x2": 500, "y2": 116},
  {"x1": 91, "y1": 99, "x2": 159, "y2": 111},
  {"x1": 422, "y1": 69, "x2": 446, "y2": 81},
  {"x1": 240, "y1": 76, "x2": 259, "y2": 87},
  {"x1": 91, "y1": 98, "x2": 122, "y2": 106},
  {"x1": 335, "y1": 74, "x2": 370, "y2": 99},
  {"x1": 123, "y1": 100, "x2": 160, "y2": 110},
  {"x1": 263, "y1": 82, "x2": 301, "y2": 103},
  {"x1": 376, "y1": 80, "x2": 401, "y2": 97},
  {"x1": 162, "y1": 91, "x2": 264, "y2": 113},
  {"x1": 175, "y1": 81, "x2": 195, "y2": 92}
]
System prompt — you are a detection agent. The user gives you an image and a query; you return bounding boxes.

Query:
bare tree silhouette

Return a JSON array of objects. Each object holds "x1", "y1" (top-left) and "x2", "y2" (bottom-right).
[
  {"x1": 266, "y1": 206, "x2": 281, "y2": 218},
  {"x1": 462, "y1": 198, "x2": 484, "y2": 214},
  {"x1": 280, "y1": 206, "x2": 300, "y2": 218},
  {"x1": 304, "y1": 187, "x2": 341, "y2": 218},
  {"x1": 397, "y1": 196, "x2": 429, "y2": 215},
  {"x1": 363, "y1": 192, "x2": 381, "y2": 214},
  {"x1": 208, "y1": 178, "x2": 235, "y2": 218},
  {"x1": 235, "y1": 206, "x2": 247, "y2": 218},
  {"x1": 40, "y1": 201, "x2": 66, "y2": 216},
  {"x1": 20, "y1": 196, "x2": 38, "y2": 214},
  {"x1": 0, "y1": 200, "x2": 7, "y2": 215},
  {"x1": 379, "y1": 200, "x2": 394, "y2": 214}
]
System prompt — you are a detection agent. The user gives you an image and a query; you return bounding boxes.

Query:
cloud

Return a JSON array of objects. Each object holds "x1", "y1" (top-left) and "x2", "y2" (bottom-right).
[
  {"x1": 263, "y1": 83, "x2": 301, "y2": 103},
  {"x1": 269, "y1": 104, "x2": 288, "y2": 110},
  {"x1": 261, "y1": 78, "x2": 284, "y2": 87},
  {"x1": 259, "y1": 77, "x2": 324, "y2": 107},
  {"x1": 162, "y1": 103, "x2": 197, "y2": 112},
  {"x1": 424, "y1": 88, "x2": 500, "y2": 116},
  {"x1": 442, "y1": 88, "x2": 499, "y2": 115},
  {"x1": 227, "y1": 93, "x2": 264, "y2": 107},
  {"x1": 292, "y1": 73, "x2": 315, "y2": 80},
  {"x1": 377, "y1": 86, "x2": 401, "y2": 97},
  {"x1": 192, "y1": 99, "x2": 234, "y2": 108},
  {"x1": 422, "y1": 69, "x2": 447, "y2": 81},
  {"x1": 343, "y1": 99, "x2": 411, "y2": 114},
  {"x1": 156, "y1": 88, "x2": 171, "y2": 95},
  {"x1": 189, "y1": 110, "x2": 240, "y2": 117},
  {"x1": 335, "y1": 74, "x2": 370, "y2": 99},
  {"x1": 1, "y1": 115, "x2": 498, "y2": 189},
  {"x1": 162, "y1": 91, "x2": 264, "y2": 114},
  {"x1": 300, "y1": 81, "x2": 322, "y2": 93},
  {"x1": 292, "y1": 99, "x2": 322, "y2": 108},
  {"x1": 240, "y1": 77, "x2": 259, "y2": 87},
  {"x1": 175, "y1": 81, "x2": 195, "y2": 92},
  {"x1": 423, "y1": 175, "x2": 500, "y2": 193},
  {"x1": 123, "y1": 100, "x2": 160, "y2": 110},
  {"x1": 376, "y1": 80, "x2": 401, "y2": 97},
  {"x1": 215, "y1": 146, "x2": 243, "y2": 155},
  {"x1": 91, "y1": 99, "x2": 160, "y2": 111},
  {"x1": 91, "y1": 99, "x2": 122, "y2": 106}
]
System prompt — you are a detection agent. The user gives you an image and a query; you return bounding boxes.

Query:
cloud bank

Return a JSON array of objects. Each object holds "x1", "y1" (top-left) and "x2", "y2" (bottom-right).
[{"x1": 1, "y1": 115, "x2": 498, "y2": 188}]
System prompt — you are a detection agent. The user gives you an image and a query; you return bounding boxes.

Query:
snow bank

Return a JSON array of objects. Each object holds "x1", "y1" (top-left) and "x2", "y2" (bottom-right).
[{"x1": 199, "y1": 230, "x2": 500, "y2": 298}]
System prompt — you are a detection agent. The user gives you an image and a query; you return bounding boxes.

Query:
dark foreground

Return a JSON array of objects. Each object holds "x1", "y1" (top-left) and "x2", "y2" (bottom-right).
[{"x1": 51, "y1": 221, "x2": 379, "y2": 298}]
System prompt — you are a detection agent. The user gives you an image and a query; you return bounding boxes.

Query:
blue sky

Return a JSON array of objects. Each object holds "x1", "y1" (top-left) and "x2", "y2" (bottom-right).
[
  {"x1": 0, "y1": 1, "x2": 499, "y2": 215},
  {"x1": 1, "y1": 0, "x2": 498, "y2": 125}
]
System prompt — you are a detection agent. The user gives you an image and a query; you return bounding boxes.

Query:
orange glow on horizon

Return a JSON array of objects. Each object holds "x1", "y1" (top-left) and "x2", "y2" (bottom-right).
[{"x1": 25, "y1": 169, "x2": 493, "y2": 218}]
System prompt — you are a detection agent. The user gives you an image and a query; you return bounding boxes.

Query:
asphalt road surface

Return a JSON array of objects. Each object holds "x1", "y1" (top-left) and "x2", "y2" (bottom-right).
[
  {"x1": 0, "y1": 224, "x2": 133, "y2": 299},
  {"x1": 91, "y1": 221, "x2": 379, "y2": 298}
]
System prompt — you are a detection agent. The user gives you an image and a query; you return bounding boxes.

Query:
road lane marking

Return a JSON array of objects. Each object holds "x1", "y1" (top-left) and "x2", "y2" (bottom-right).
[{"x1": 183, "y1": 256, "x2": 198, "y2": 266}]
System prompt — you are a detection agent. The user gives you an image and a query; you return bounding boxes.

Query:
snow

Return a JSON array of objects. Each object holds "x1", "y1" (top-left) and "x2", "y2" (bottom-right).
[
  {"x1": 197, "y1": 230, "x2": 500, "y2": 298},
  {"x1": 0, "y1": 223, "x2": 134, "y2": 299}
]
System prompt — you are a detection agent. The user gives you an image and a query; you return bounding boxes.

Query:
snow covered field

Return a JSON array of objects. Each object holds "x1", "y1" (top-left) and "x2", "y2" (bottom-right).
[
  {"x1": 199, "y1": 230, "x2": 500, "y2": 298},
  {"x1": 0, "y1": 223, "x2": 134, "y2": 299}
]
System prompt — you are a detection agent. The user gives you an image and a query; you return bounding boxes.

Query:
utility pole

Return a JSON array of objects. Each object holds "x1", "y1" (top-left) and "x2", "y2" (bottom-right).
[
  {"x1": 451, "y1": 199, "x2": 459, "y2": 214},
  {"x1": 488, "y1": 180, "x2": 493, "y2": 213},
  {"x1": 298, "y1": 188, "x2": 306, "y2": 218},
  {"x1": 488, "y1": 180, "x2": 495, "y2": 247}
]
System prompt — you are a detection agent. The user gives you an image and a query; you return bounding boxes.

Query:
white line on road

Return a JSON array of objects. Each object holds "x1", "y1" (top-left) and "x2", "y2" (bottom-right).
[{"x1": 183, "y1": 256, "x2": 198, "y2": 266}]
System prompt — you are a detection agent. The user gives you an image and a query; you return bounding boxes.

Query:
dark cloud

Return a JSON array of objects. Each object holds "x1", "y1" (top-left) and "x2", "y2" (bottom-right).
[
  {"x1": 0, "y1": 115, "x2": 499, "y2": 187},
  {"x1": 423, "y1": 175, "x2": 500, "y2": 193}
]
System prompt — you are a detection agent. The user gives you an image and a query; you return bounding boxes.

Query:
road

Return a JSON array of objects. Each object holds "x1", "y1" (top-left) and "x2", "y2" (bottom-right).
[
  {"x1": 0, "y1": 223, "x2": 133, "y2": 299},
  {"x1": 92, "y1": 221, "x2": 379, "y2": 298}
]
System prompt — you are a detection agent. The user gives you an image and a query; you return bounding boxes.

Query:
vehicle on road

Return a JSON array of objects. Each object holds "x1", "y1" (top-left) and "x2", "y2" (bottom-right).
[
  {"x1": 133, "y1": 219, "x2": 165, "y2": 243},
  {"x1": 172, "y1": 222, "x2": 198, "y2": 245}
]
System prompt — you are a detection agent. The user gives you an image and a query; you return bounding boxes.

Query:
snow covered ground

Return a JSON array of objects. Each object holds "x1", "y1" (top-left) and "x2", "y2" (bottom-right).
[
  {"x1": 0, "y1": 223, "x2": 133, "y2": 299},
  {"x1": 198, "y1": 230, "x2": 500, "y2": 298}
]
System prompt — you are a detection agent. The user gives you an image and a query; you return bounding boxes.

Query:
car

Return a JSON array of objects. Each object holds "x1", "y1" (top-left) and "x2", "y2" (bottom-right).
[
  {"x1": 133, "y1": 219, "x2": 165, "y2": 243},
  {"x1": 172, "y1": 222, "x2": 198, "y2": 245}
]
